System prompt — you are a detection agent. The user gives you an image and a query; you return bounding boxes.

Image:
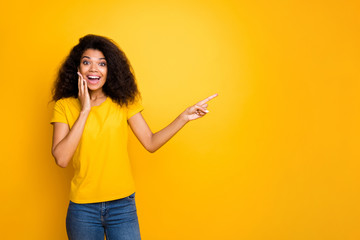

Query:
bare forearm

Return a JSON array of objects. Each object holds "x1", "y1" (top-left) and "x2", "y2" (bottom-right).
[
  {"x1": 149, "y1": 113, "x2": 189, "y2": 152},
  {"x1": 52, "y1": 111, "x2": 89, "y2": 167}
]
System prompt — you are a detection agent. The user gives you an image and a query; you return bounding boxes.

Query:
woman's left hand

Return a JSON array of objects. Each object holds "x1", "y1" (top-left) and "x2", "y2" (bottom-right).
[{"x1": 182, "y1": 93, "x2": 218, "y2": 122}]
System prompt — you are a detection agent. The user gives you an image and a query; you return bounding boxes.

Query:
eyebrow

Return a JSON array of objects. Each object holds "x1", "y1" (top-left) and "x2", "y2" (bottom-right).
[{"x1": 82, "y1": 56, "x2": 106, "y2": 60}]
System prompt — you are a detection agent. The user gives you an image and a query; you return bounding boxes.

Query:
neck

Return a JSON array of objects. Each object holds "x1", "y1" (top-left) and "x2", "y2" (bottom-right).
[{"x1": 89, "y1": 89, "x2": 106, "y2": 100}]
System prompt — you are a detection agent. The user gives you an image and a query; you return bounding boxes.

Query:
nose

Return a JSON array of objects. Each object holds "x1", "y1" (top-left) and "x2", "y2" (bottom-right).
[{"x1": 89, "y1": 63, "x2": 98, "y2": 72}]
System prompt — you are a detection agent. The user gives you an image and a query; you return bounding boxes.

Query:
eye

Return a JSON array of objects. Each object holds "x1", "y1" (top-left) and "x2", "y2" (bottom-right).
[
  {"x1": 99, "y1": 62, "x2": 107, "y2": 66},
  {"x1": 82, "y1": 60, "x2": 90, "y2": 65}
]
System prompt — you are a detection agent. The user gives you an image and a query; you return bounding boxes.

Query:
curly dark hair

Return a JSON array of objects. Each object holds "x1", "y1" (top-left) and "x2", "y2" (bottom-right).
[{"x1": 52, "y1": 34, "x2": 140, "y2": 106}]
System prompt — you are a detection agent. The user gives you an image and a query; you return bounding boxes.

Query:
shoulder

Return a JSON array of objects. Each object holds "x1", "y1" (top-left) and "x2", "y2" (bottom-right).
[
  {"x1": 55, "y1": 97, "x2": 79, "y2": 106},
  {"x1": 126, "y1": 97, "x2": 144, "y2": 119},
  {"x1": 53, "y1": 97, "x2": 80, "y2": 111},
  {"x1": 57, "y1": 97, "x2": 78, "y2": 104}
]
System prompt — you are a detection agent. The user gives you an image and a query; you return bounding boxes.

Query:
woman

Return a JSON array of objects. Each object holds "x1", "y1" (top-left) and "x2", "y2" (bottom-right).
[{"x1": 51, "y1": 34, "x2": 217, "y2": 240}]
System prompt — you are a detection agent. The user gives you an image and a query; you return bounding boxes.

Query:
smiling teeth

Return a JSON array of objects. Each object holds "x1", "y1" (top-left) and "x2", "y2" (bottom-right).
[{"x1": 88, "y1": 76, "x2": 100, "y2": 79}]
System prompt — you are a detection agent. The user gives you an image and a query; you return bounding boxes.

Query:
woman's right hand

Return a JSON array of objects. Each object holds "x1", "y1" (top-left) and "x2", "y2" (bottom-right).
[
  {"x1": 77, "y1": 72, "x2": 91, "y2": 113},
  {"x1": 52, "y1": 73, "x2": 92, "y2": 168}
]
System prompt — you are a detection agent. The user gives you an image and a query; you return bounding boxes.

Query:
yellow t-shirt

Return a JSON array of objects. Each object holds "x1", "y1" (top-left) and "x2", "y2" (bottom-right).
[{"x1": 50, "y1": 97, "x2": 143, "y2": 203}]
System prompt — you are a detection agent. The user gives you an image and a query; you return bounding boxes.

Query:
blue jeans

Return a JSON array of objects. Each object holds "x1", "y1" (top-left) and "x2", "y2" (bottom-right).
[{"x1": 66, "y1": 193, "x2": 141, "y2": 240}]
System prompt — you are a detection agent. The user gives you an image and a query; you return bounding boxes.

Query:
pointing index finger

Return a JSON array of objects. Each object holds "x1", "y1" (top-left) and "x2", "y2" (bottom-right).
[{"x1": 197, "y1": 93, "x2": 218, "y2": 105}]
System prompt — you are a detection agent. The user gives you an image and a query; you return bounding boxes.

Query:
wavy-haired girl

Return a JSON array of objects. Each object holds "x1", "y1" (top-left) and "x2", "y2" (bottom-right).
[{"x1": 51, "y1": 34, "x2": 217, "y2": 240}]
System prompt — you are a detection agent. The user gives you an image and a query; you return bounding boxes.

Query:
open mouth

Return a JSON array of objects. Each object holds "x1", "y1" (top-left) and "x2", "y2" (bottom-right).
[{"x1": 87, "y1": 75, "x2": 101, "y2": 85}]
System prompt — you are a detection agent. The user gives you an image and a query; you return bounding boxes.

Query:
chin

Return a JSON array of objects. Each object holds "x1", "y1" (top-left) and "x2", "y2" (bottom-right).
[
  {"x1": 87, "y1": 82, "x2": 104, "y2": 90},
  {"x1": 87, "y1": 86, "x2": 102, "y2": 91}
]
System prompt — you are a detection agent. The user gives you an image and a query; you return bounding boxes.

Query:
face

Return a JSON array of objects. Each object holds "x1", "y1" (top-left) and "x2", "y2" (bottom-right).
[{"x1": 78, "y1": 49, "x2": 107, "y2": 92}]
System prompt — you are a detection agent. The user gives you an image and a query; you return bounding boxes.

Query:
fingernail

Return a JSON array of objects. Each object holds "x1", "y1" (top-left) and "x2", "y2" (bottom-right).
[{"x1": 205, "y1": 110, "x2": 209, "y2": 113}]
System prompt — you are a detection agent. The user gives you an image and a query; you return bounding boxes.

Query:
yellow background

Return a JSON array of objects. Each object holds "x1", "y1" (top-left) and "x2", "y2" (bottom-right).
[{"x1": 1, "y1": 0, "x2": 359, "y2": 239}]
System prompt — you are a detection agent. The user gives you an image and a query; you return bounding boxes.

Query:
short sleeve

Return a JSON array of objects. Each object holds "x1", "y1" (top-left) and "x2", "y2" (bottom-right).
[
  {"x1": 50, "y1": 99, "x2": 68, "y2": 124},
  {"x1": 127, "y1": 98, "x2": 144, "y2": 119}
]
